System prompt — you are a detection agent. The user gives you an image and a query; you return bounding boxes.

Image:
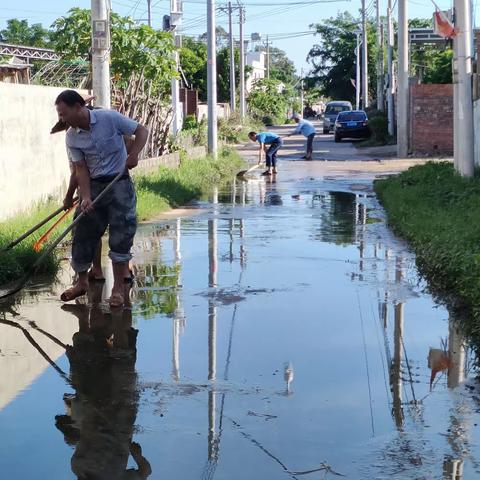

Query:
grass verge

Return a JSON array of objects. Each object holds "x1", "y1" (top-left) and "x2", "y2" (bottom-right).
[
  {"x1": 0, "y1": 147, "x2": 244, "y2": 286},
  {"x1": 374, "y1": 161, "x2": 480, "y2": 347}
]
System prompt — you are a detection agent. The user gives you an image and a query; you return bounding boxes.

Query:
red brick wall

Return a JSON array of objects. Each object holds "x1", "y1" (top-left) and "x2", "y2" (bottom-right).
[{"x1": 409, "y1": 83, "x2": 453, "y2": 154}]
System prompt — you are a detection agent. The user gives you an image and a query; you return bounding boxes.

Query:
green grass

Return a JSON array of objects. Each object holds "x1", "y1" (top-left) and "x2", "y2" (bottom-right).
[
  {"x1": 0, "y1": 201, "x2": 61, "y2": 285},
  {"x1": 135, "y1": 147, "x2": 243, "y2": 220},
  {"x1": 0, "y1": 148, "x2": 244, "y2": 286},
  {"x1": 374, "y1": 161, "x2": 480, "y2": 348}
]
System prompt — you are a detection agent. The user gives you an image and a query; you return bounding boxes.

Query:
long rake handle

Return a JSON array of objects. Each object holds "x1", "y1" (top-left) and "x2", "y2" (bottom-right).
[
  {"x1": 30, "y1": 171, "x2": 126, "y2": 274},
  {"x1": 2, "y1": 197, "x2": 78, "y2": 252}
]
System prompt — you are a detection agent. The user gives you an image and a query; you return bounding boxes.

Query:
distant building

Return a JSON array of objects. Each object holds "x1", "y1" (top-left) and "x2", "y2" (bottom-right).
[
  {"x1": 246, "y1": 51, "x2": 266, "y2": 93},
  {"x1": 0, "y1": 56, "x2": 30, "y2": 84}
]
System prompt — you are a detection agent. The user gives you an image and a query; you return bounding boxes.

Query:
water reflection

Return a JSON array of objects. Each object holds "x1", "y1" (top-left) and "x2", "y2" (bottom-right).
[
  {"x1": 57, "y1": 283, "x2": 152, "y2": 479},
  {"x1": 313, "y1": 191, "x2": 357, "y2": 245},
  {"x1": 4, "y1": 177, "x2": 480, "y2": 479}
]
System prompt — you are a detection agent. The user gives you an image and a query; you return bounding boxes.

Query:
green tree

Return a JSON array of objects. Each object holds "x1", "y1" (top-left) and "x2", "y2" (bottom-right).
[
  {"x1": 50, "y1": 8, "x2": 176, "y2": 93},
  {"x1": 0, "y1": 19, "x2": 51, "y2": 47},
  {"x1": 181, "y1": 38, "x2": 250, "y2": 104},
  {"x1": 307, "y1": 12, "x2": 377, "y2": 103},
  {"x1": 422, "y1": 49, "x2": 453, "y2": 83},
  {"x1": 409, "y1": 17, "x2": 452, "y2": 83},
  {"x1": 247, "y1": 78, "x2": 290, "y2": 123},
  {"x1": 180, "y1": 37, "x2": 208, "y2": 99},
  {"x1": 269, "y1": 47, "x2": 297, "y2": 85}
]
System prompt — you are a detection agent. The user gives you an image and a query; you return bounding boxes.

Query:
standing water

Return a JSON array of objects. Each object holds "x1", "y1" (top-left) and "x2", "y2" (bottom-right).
[{"x1": 0, "y1": 174, "x2": 479, "y2": 479}]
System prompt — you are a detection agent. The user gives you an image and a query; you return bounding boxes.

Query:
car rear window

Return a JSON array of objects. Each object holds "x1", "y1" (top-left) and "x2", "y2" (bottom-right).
[
  {"x1": 325, "y1": 105, "x2": 351, "y2": 114},
  {"x1": 337, "y1": 112, "x2": 367, "y2": 121}
]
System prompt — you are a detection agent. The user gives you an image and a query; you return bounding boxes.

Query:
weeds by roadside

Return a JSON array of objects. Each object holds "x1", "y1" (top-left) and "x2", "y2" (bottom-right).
[
  {"x1": 0, "y1": 148, "x2": 243, "y2": 286},
  {"x1": 374, "y1": 161, "x2": 480, "y2": 350}
]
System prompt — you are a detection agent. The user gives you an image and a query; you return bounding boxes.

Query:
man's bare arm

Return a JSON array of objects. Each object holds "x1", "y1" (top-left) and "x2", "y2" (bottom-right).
[
  {"x1": 258, "y1": 143, "x2": 265, "y2": 164},
  {"x1": 75, "y1": 161, "x2": 93, "y2": 212},
  {"x1": 126, "y1": 125, "x2": 149, "y2": 170}
]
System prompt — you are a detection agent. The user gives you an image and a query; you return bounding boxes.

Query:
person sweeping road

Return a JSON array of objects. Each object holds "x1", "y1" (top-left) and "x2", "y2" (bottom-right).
[
  {"x1": 287, "y1": 115, "x2": 316, "y2": 160},
  {"x1": 55, "y1": 90, "x2": 149, "y2": 308},
  {"x1": 248, "y1": 131, "x2": 283, "y2": 176}
]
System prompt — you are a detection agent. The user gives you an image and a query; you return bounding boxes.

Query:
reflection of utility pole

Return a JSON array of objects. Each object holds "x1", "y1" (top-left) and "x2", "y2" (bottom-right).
[
  {"x1": 443, "y1": 315, "x2": 468, "y2": 479},
  {"x1": 207, "y1": 186, "x2": 218, "y2": 461},
  {"x1": 172, "y1": 218, "x2": 183, "y2": 382},
  {"x1": 448, "y1": 318, "x2": 466, "y2": 389},
  {"x1": 391, "y1": 257, "x2": 404, "y2": 429},
  {"x1": 208, "y1": 188, "x2": 218, "y2": 288}
]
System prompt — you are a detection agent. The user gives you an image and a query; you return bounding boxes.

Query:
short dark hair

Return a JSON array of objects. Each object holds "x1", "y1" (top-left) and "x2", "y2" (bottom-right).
[
  {"x1": 248, "y1": 131, "x2": 257, "y2": 137},
  {"x1": 55, "y1": 90, "x2": 86, "y2": 107}
]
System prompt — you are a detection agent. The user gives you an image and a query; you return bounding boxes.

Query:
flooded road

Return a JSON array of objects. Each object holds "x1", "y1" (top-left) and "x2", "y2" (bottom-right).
[{"x1": 1, "y1": 172, "x2": 479, "y2": 479}]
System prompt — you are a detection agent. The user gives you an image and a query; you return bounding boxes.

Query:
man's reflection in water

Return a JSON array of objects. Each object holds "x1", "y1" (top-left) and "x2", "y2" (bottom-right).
[{"x1": 56, "y1": 283, "x2": 152, "y2": 480}]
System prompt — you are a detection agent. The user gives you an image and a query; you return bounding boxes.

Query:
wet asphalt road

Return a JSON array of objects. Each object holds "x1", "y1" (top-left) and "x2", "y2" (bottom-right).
[{"x1": 0, "y1": 128, "x2": 477, "y2": 480}]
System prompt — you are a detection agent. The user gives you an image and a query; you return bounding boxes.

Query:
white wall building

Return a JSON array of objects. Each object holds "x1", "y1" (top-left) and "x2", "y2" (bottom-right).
[{"x1": 246, "y1": 51, "x2": 266, "y2": 93}]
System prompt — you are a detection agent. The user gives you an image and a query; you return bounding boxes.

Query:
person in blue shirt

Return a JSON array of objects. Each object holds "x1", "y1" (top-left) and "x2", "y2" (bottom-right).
[
  {"x1": 248, "y1": 131, "x2": 283, "y2": 176},
  {"x1": 287, "y1": 114, "x2": 316, "y2": 160}
]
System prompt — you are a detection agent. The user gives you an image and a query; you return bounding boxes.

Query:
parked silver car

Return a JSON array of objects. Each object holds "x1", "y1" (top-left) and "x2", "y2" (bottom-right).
[{"x1": 323, "y1": 101, "x2": 353, "y2": 134}]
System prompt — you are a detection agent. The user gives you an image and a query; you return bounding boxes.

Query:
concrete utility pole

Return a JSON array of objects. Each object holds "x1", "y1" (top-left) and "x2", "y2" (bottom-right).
[
  {"x1": 266, "y1": 35, "x2": 271, "y2": 79},
  {"x1": 453, "y1": 0, "x2": 474, "y2": 176},
  {"x1": 361, "y1": 0, "x2": 369, "y2": 108},
  {"x1": 171, "y1": 0, "x2": 182, "y2": 136},
  {"x1": 207, "y1": 0, "x2": 218, "y2": 156},
  {"x1": 300, "y1": 68, "x2": 304, "y2": 116},
  {"x1": 228, "y1": 2, "x2": 236, "y2": 112},
  {"x1": 376, "y1": 0, "x2": 384, "y2": 110},
  {"x1": 356, "y1": 30, "x2": 361, "y2": 110},
  {"x1": 239, "y1": 7, "x2": 246, "y2": 119},
  {"x1": 397, "y1": 0, "x2": 408, "y2": 157},
  {"x1": 91, "y1": 0, "x2": 111, "y2": 108},
  {"x1": 386, "y1": 0, "x2": 394, "y2": 135},
  {"x1": 147, "y1": 0, "x2": 152, "y2": 27}
]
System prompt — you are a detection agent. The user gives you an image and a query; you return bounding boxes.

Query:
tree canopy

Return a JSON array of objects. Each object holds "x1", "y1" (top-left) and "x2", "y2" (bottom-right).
[
  {"x1": 50, "y1": 8, "x2": 176, "y2": 93},
  {"x1": 0, "y1": 19, "x2": 51, "y2": 47},
  {"x1": 307, "y1": 12, "x2": 377, "y2": 103}
]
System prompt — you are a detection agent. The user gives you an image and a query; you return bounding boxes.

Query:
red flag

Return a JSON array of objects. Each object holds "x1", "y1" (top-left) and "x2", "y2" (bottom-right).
[{"x1": 433, "y1": 10, "x2": 457, "y2": 39}]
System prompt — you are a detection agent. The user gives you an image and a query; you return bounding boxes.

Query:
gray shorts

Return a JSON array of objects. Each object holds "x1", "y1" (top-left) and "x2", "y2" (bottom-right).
[{"x1": 71, "y1": 176, "x2": 137, "y2": 273}]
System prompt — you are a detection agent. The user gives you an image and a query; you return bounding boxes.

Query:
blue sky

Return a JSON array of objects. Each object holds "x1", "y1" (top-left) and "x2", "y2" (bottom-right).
[{"x1": 0, "y1": 0, "x2": 463, "y2": 74}]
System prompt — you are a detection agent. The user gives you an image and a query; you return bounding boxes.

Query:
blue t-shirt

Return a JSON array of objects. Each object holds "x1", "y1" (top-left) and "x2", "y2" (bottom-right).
[{"x1": 256, "y1": 132, "x2": 280, "y2": 145}]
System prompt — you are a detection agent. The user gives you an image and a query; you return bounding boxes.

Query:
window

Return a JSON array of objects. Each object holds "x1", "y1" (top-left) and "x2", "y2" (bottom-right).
[
  {"x1": 325, "y1": 105, "x2": 351, "y2": 114},
  {"x1": 337, "y1": 112, "x2": 367, "y2": 121}
]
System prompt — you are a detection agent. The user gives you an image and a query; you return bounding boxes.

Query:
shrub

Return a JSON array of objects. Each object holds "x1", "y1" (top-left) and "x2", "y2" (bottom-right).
[{"x1": 369, "y1": 115, "x2": 388, "y2": 144}]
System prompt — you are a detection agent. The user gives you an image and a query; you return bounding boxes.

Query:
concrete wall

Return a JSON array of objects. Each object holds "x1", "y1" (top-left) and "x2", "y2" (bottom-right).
[
  {"x1": 133, "y1": 146, "x2": 207, "y2": 176},
  {"x1": 0, "y1": 83, "x2": 206, "y2": 222},
  {"x1": 409, "y1": 83, "x2": 453, "y2": 154},
  {"x1": 0, "y1": 82, "x2": 74, "y2": 221},
  {"x1": 197, "y1": 103, "x2": 231, "y2": 122}
]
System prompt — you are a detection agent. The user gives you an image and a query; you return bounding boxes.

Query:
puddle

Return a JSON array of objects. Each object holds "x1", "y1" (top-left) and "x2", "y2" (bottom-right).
[{"x1": 0, "y1": 176, "x2": 479, "y2": 479}]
